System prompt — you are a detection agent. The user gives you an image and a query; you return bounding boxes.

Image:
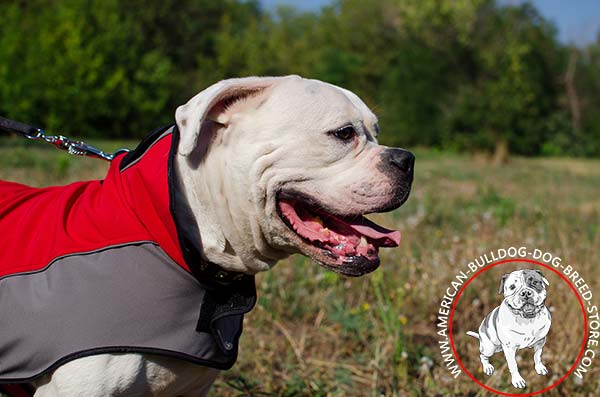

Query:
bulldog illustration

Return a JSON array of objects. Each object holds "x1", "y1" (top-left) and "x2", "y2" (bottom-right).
[{"x1": 467, "y1": 269, "x2": 552, "y2": 389}]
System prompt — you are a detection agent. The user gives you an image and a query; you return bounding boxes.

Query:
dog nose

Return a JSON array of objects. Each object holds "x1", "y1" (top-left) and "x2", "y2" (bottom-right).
[
  {"x1": 388, "y1": 149, "x2": 415, "y2": 174},
  {"x1": 520, "y1": 289, "x2": 533, "y2": 298}
]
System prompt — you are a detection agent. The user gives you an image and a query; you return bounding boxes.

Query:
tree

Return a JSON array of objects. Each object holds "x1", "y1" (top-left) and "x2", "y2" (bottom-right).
[
  {"x1": 0, "y1": 0, "x2": 261, "y2": 138},
  {"x1": 0, "y1": 0, "x2": 597, "y2": 157},
  {"x1": 441, "y1": 2, "x2": 567, "y2": 158}
]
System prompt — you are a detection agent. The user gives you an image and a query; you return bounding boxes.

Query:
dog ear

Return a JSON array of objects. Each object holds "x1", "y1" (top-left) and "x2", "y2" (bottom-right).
[
  {"x1": 175, "y1": 77, "x2": 277, "y2": 156},
  {"x1": 498, "y1": 273, "x2": 509, "y2": 294},
  {"x1": 534, "y1": 269, "x2": 550, "y2": 286}
]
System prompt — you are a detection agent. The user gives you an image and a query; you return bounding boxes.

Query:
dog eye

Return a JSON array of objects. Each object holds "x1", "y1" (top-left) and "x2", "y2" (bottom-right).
[
  {"x1": 331, "y1": 126, "x2": 356, "y2": 141},
  {"x1": 510, "y1": 285, "x2": 516, "y2": 290}
]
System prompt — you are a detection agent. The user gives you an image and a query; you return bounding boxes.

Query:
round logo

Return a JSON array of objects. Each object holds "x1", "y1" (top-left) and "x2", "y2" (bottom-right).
[{"x1": 448, "y1": 259, "x2": 587, "y2": 396}]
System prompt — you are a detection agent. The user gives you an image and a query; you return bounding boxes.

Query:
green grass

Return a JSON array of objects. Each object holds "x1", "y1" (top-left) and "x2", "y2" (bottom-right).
[
  {"x1": 0, "y1": 137, "x2": 134, "y2": 185},
  {"x1": 1, "y1": 139, "x2": 599, "y2": 396}
]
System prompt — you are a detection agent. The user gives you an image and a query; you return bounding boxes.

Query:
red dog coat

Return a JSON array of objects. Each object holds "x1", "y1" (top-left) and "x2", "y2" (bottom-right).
[{"x1": 0, "y1": 125, "x2": 255, "y2": 385}]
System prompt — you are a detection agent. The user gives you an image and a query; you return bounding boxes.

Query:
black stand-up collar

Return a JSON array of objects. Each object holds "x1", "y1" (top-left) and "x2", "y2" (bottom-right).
[{"x1": 120, "y1": 124, "x2": 252, "y2": 288}]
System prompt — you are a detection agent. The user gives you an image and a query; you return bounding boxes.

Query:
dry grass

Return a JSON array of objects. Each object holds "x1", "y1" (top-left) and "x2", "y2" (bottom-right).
[{"x1": 1, "y1": 139, "x2": 599, "y2": 396}]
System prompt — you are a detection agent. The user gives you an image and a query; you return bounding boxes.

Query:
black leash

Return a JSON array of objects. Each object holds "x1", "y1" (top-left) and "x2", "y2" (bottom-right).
[{"x1": 0, "y1": 116, "x2": 129, "y2": 161}]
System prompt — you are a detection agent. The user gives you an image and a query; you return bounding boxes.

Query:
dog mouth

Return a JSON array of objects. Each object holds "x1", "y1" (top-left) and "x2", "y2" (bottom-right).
[
  {"x1": 276, "y1": 192, "x2": 401, "y2": 276},
  {"x1": 511, "y1": 299, "x2": 542, "y2": 318},
  {"x1": 521, "y1": 302, "x2": 538, "y2": 317}
]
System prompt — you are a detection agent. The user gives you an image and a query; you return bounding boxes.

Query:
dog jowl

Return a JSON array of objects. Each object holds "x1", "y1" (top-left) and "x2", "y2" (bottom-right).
[{"x1": 1, "y1": 75, "x2": 414, "y2": 396}]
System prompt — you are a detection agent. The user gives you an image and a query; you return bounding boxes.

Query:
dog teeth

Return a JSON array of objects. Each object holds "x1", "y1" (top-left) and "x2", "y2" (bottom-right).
[
  {"x1": 311, "y1": 216, "x2": 323, "y2": 225},
  {"x1": 321, "y1": 228, "x2": 330, "y2": 236},
  {"x1": 359, "y1": 236, "x2": 368, "y2": 247}
]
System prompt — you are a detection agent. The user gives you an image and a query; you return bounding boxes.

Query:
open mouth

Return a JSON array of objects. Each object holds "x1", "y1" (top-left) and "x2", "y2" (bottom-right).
[
  {"x1": 522, "y1": 303, "x2": 535, "y2": 312},
  {"x1": 520, "y1": 302, "x2": 538, "y2": 317},
  {"x1": 276, "y1": 192, "x2": 401, "y2": 276}
]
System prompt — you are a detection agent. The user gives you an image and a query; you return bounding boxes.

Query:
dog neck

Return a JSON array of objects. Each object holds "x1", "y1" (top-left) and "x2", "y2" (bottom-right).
[{"x1": 174, "y1": 151, "x2": 281, "y2": 275}]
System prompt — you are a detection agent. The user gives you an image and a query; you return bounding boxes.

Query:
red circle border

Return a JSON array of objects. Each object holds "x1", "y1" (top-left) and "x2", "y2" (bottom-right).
[{"x1": 447, "y1": 259, "x2": 589, "y2": 396}]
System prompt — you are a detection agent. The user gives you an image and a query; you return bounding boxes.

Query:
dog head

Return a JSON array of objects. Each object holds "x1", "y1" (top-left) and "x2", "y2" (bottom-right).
[
  {"x1": 499, "y1": 269, "x2": 549, "y2": 317},
  {"x1": 175, "y1": 75, "x2": 414, "y2": 276}
]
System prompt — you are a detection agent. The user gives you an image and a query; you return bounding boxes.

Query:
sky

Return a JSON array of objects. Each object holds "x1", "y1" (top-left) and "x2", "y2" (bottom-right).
[{"x1": 259, "y1": 0, "x2": 600, "y2": 46}]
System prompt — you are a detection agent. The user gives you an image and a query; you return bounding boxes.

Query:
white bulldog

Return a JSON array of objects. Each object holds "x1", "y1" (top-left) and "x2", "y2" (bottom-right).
[
  {"x1": 467, "y1": 269, "x2": 552, "y2": 389},
  {"x1": 31, "y1": 76, "x2": 414, "y2": 396}
]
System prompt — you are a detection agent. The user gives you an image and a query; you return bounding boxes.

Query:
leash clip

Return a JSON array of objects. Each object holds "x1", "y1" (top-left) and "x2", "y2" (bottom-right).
[{"x1": 0, "y1": 116, "x2": 129, "y2": 162}]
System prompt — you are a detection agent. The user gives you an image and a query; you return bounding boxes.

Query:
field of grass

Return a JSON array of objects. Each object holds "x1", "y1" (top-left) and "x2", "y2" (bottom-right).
[{"x1": 1, "y1": 137, "x2": 599, "y2": 396}]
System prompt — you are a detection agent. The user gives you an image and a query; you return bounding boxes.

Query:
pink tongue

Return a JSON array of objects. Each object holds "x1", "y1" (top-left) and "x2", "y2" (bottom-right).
[
  {"x1": 279, "y1": 201, "x2": 401, "y2": 247},
  {"x1": 345, "y1": 218, "x2": 401, "y2": 247},
  {"x1": 279, "y1": 201, "x2": 330, "y2": 242}
]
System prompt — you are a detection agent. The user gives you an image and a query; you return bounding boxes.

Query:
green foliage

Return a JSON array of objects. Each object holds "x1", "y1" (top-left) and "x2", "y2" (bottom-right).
[
  {"x1": 441, "y1": 3, "x2": 566, "y2": 156},
  {"x1": 0, "y1": 0, "x2": 171, "y2": 137},
  {"x1": 0, "y1": 0, "x2": 599, "y2": 156},
  {"x1": 573, "y1": 35, "x2": 600, "y2": 156},
  {"x1": 0, "y1": 0, "x2": 258, "y2": 138}
]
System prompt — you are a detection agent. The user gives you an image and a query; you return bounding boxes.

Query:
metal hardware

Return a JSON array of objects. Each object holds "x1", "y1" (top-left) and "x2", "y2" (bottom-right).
[
  {"x1": 0, "y1": 116, "x2": 129, "y2": 161},
  {"x1": 24, "y1": 129, "x2": 129, "y2": 161}
]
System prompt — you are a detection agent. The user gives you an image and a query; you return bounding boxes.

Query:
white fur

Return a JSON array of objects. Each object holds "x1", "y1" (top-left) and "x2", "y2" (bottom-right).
[
  {"x1": 35, "y1": 75, "x2": 402, "y2": 396},
  {"x1": 34, "y1": 354, "x2": 218, "y2": 396}
]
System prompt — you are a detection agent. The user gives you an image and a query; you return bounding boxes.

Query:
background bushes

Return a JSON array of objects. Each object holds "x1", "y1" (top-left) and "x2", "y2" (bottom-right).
[{"x1": 1, "y1": 0, "x2": 598, "y2": 156}]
